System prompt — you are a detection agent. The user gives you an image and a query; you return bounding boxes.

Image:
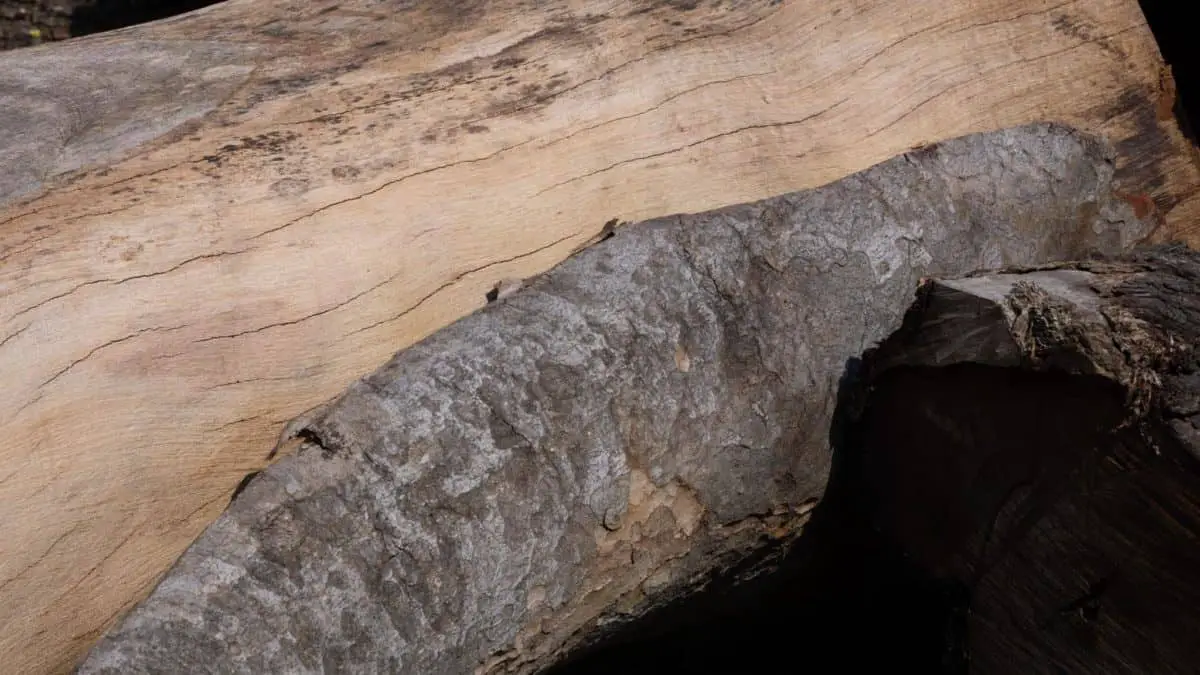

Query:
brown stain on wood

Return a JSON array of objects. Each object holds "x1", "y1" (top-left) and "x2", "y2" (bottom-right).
[{"x1": 1087, "y1": 84, "x2": 1198, "y2": 221}]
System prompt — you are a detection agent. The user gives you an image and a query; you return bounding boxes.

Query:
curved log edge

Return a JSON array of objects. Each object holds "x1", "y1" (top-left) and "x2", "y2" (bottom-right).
[
  {"x1": 3, "y1": 1, "x2": 1199, "y2": 671},
  {"x1": 76, "y1": 123, "x2": 1152, "y2": 674},
  {"x1": 848, "y1": 243, "x2": 1200, "y2": 672}
]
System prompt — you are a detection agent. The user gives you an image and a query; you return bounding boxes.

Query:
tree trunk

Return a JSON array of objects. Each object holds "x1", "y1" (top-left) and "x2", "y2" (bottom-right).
[
  {"x1": 1, "y1": 0, "x2": 1197, "y2": 671},
  {"x1": 852, "y1": 243, "x2": 1200, "y2": 673}
]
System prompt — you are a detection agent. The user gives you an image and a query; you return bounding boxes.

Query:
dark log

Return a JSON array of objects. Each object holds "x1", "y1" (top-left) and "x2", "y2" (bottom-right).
[{"x1": 851, "y1": 242, "x2": 1200, "y2": 673}]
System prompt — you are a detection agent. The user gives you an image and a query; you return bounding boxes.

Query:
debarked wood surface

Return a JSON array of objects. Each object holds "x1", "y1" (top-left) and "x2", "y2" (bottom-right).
[{"x1": 1, "y1": 0, "x2": 1197, "y2": 672}]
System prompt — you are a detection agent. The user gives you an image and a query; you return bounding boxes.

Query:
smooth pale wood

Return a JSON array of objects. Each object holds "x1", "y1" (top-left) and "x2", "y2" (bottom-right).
[{"x1": 1, "y1": 0, "x2": 1197, "y2": 671}]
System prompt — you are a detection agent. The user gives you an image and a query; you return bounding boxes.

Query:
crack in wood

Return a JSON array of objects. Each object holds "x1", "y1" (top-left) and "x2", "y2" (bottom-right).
[
  {"x1": 8, "y1": 248, "x2": 251, "y2": 322},
  {"x1": 866, "y1": 24, "x2": 1141, "y2": 139},
  {"x1": 246, "y1": 136, "x2": 540, "y2": 242},
  {"x1": 534, "y1": 99, "x2": 851, "y2": 197},
  {"x1": 38, "y1": 323, "x2": 189, "y2": 390},
  {"x1": 347, "y1": 230, "x2": 580, "y2": 339}
]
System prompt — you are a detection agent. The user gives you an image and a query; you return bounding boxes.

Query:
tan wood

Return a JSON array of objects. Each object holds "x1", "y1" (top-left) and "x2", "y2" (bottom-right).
[{"x1": 1, "y1": 0, "x2": 1197, "y2": 671}]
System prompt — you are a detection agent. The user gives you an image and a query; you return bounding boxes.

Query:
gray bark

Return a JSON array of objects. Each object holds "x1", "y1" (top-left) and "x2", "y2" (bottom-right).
[
  {"x1": 0, "y1": 38, "x2": 257, "y2": 206},
  {"x1": 77, "y1": 123, "x2": 1152, "y2": 674},
  {"x1": 859, "y1": 244, "x2": 1200, "y2": 673}
]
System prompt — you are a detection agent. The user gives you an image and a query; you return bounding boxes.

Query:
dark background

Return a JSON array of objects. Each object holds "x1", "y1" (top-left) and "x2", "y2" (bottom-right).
[{"x1": 1139, "y1": 0, "x2": 1198, "y2": 143}]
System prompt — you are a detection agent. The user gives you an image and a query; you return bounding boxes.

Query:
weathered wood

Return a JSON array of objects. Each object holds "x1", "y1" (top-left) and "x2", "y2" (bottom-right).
[
  {"x1": 858, "y1": 243, "x2": 1200, "y2": 673},
  {"x1": 1, "y1": 0, "x2": 1197, "y2": 671},
  {"x1": 74, "y1": 124, "x2": 1151, "y2": 674}
]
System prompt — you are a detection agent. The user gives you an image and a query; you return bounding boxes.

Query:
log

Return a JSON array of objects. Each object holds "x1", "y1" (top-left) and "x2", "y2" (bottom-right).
[
  {"x1": 1, "y1": 0, "x2": 1197, "y2": 670},
  {"x1": 537, "y1": 241, "x2": 1200, "y2": 674},
  {"x1": 844, "y1": 243, "x2": 1200, "y2": 672},
  {"x1": 74, "y1": 123, "x2": 1151, "y2": 673}
]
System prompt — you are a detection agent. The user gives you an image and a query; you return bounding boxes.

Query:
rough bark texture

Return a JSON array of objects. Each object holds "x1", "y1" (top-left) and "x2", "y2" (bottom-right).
[
  {"x1": 5, "y1": 2, "x2": 1198, "y2": 670},
  {"x1": 76, "y1": 123, "x2": 1153, "y2": 674},
  {"x1": 854, "y1": 243, "x2": 1200, "y2": 673}
]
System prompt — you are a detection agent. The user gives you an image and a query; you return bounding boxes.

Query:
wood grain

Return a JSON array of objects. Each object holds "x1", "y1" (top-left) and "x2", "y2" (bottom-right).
[{"x1": 1, "y1": 0, "x2": 1197, "y2": 671}]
